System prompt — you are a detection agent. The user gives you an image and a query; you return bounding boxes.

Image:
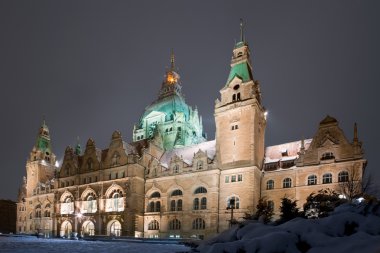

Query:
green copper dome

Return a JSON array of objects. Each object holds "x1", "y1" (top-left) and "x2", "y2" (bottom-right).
[
  {"x1": 139, "y1": 94, "x2": 190, "y2": 127},
  {"x1": 133, "y1": 52, "x2": 205, "y2": 150}
]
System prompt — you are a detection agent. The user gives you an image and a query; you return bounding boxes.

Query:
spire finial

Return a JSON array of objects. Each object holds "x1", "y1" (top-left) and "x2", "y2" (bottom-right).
[
  {"x1": 353, "y1": 122, "x2": 358, "y2": 142},
  {"x1": 170, "y1": 48, "x2": 175, "y2": 70},
  {"x1": 240, "y1": 18, "x2": 244, "y2": 42}
]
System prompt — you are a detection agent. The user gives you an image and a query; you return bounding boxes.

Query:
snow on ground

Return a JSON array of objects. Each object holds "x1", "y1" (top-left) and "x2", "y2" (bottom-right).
[
  {"x1": 198, "y1": 202, "x2": 380, "y2": 253},
  {"x1": 0, "y1": 236, "x2": 190, "y2": 253}
]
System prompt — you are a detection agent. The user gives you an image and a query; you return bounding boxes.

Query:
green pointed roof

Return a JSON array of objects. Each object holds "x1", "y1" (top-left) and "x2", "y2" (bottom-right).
[
  {"x1": 226, "y1": 62, "x2": 253, "y2": 84},
  {"x1": 35, "y1": 120, "x2": 52, "y2": 153}
]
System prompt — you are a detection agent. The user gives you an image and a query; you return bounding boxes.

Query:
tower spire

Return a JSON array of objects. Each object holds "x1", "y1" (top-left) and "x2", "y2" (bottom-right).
[
  {"x1": 170, "y1": 48, "x2": 175, "y2": 70},
  {"x1": 240, "y1": 18, "x2": 245, "y2": 42}
]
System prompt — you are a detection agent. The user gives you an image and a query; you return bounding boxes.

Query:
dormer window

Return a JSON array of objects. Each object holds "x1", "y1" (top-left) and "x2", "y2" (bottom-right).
[
  {"x1": 173, "y1": 165, "x2": 179, "y2": 174},
  {"x1": 321, "y1": 152, "x2": 335, "y2": 160},
  {"x1": 87, "y1": 159, "x2": 93, "y2": 170},
  {"x1": 111, "y1": 152, "x2": 120, "y2": 167},
  {"x1": 196, "y1": 161, "x2": 203, "y2": 170}
]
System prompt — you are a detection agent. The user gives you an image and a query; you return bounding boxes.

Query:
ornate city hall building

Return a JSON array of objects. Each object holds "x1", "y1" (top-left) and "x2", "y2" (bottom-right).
[{"x1": 16, "y1": 25, "x2": 366, "y2": 239}]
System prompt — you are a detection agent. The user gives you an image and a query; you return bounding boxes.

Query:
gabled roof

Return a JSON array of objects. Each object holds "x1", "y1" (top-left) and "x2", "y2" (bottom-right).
[{"x1": 160, "y1": 140, "x2": 216, "y2": 168}]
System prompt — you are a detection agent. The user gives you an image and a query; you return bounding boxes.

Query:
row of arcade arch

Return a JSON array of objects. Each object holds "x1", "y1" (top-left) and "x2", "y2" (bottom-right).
[{"x1": 59, "y1": 220, "x2": 122, "y2": 238}]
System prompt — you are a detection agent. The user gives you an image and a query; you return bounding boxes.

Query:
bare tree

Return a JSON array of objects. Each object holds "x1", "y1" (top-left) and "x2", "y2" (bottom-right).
[{"x1": 339, "y1": 167, "x2": 373, "y2": 201}]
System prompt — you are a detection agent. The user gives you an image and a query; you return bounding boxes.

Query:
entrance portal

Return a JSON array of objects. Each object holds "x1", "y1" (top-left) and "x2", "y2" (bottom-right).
[
  {"x1": 107, "y1": 220, "x2": 121, "y2": 237},
  {"x1": 60, "y1": 221, "x2": 72, "y2": 238},
  {"x1": 82, "y1": 220, "x2": 95, "y2": 236}
]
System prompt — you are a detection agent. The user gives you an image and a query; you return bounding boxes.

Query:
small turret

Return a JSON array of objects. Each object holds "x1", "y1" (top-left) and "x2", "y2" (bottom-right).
[{"x1": 75, "y1": 137, "x2": 81, "y2": 156}]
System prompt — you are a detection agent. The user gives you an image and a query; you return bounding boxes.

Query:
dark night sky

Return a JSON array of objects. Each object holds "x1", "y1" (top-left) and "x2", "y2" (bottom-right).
[{"x1": 0, "y1": 1, "x2": 379, "y2": 201}]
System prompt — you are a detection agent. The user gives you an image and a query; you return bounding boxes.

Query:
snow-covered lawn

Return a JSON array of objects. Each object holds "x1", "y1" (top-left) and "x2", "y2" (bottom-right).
[
  {"x1": 0, "y1": 236, "x2": 190, "y2": 253},
  {"x1": 198, "y1": 202, "x2": 380, "y2": 253}
]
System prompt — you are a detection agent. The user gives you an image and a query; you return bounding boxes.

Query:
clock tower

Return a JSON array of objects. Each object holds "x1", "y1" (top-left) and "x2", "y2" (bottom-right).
[
  {"x1": 25, "y1": 120, "x2": 57, "y2": 197},
  {"x1": 215, "y1": 21, "x2": 266, "y2": 169}
]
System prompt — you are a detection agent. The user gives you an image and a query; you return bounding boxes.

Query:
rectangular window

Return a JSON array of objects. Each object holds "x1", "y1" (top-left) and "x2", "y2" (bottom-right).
[
  {"x1": 225, "y1": 176, "x2": 229, "y2": 183},
  {"x1": 122, "y1": 171, "x2": 125, "y2": 178},
  {"x1": 95, "y1": 176, "x2": 98, "y2": 182},
  {"x1": 238, "y1": 174, "x2": 243, "y2": 181},
  {"x1": 116, "y1": 172, "x2": 118, "y2": 179},
  {"x1": 231, "y1": 175, "x2": 237, "y2": 182}
]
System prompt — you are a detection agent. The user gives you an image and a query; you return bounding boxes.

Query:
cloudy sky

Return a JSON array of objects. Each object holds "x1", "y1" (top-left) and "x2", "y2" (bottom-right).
[{"x1": 0, "y1": 1, "x2": 379, "y2": 200}]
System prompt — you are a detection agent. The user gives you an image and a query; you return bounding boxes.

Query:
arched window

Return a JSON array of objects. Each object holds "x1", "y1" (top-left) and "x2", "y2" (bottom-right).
[
  {"x1": 237, "y1": 92, "x2": 241, "y2": 101},
  {"x1": 151, "y1": 192, "x2": 161, "y2": 198},
  {"x1": 177, "y1": 199, "x2": 183, "y2": 211},
  {"x1": 283, "y1": 178, "x2": 292, "y2": 188},
  {"x1": 227, "y1": 196, "x2": 240, "y2": 209},
  {"x1": 44, "y1": 210, "x2": 50, "y2": 217},
  {"x1": 171, "y1": 189, "x2": 183, "y2": 197},
  {"x1": 308, "y1": 175, "x2": 317, "y2": 185},
  {"x1": 232, "y1": 94, "x2": 236, "y2": 101},
  {"x1": 338, "y1": 171, "x2": 349, "y2": 182},
  {"x1": 266, "y1": 180, "x2": 274, "y2": 190},
  {"x1": 196, "y1": 161, "x2": 203, "y2": 170},
  {"x1": 194, "y1": 187, "x2": 207, "y2": 194},
  {"x1": 192, "y1": 218, "x2": 205, "y2": 230},
  {"x1": 155, "y1": 201, "x2": 161, "y2": 212},
  {"x1": 148, "y1": 220, "x2": 159, "y2": 230},
  {"x1": 169, "y1": 219, "x2": 181, "y2": 230},
  {"x1": 323, "y1": 173, "x2": 332, "y2": 184},
  {"x1": 170, "y1": 200, "x2": 176, "y2": 211},
  {"x1": 201, "y1": 197, "x2": 207, "y2": 210},
  {"x1": 149, "y1": 202, "x2": 155, "y2": 212},
  {"x1": 86, "y1": 194, "x2": 95, "y2": 213},
  {"x1": 173, "y1": 165, "x2": 179, "y2": 174},
  {"x1": 193, "y1": 198, "x2": 199, "y2": 210},
  {"x1": 112, "y1": 192, "x2": 121, "y2": 211}
]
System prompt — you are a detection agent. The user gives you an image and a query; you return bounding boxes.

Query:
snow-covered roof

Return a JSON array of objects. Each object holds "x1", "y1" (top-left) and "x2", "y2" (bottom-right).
[
  {"x1": 264, "y1": 139, "x2": 312, "y2": 164},
  {"x1": 160, "y1": 140, "x2": 216, "y2": 168}
]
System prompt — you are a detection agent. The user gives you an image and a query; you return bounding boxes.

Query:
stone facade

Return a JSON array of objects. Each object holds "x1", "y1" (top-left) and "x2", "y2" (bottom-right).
[{"x1": 16, "y1": 26, "x2": 366, "y2": 239}]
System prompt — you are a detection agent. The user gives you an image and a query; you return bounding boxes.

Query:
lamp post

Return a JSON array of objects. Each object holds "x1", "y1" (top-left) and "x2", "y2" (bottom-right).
[{"x1": 226, "y1": 198, "x2": 236, "y2": 227}]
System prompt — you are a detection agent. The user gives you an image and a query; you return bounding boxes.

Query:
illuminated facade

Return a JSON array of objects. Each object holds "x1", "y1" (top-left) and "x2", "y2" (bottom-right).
[{"x1": 16, "y1": 24, "x2": 366, "y2": 239}]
